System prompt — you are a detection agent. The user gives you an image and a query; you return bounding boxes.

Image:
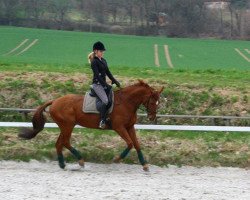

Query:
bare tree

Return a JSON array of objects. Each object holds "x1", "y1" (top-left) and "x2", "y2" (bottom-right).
[
  {"x1": 165, "y1": 0, "x2": 206, "y2": 36},
  {"x1": 124, "y1": 0, "x2": 134, "y2": 25},
  {"x1": 92, "y1": 0, "x2": 107, "y2": 24},
  {"x1": 51, "y1": 0, "x2": 71, "y2": 28},
  {"x1": 0, "y1": 0, "x2": 21, "y2": 25},
  {"x1": 141, "y1": 0, "x2": 151, "y2": 27},
  {"x1": 21, "y1": 0, "x2": 49, "y2": 24},
  {"x1": 0, "y1": 1, "x2": 3, "y2": 18},
  {"x1": 228, "y1": 0, "x2": 248, "y2": 38},
  {"x1": 107, "y1": 0, "x2": 121, "y2": 23}
]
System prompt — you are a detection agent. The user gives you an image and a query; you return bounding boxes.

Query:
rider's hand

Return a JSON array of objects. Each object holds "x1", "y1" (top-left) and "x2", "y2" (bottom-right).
[
  {"x1": 112, "y1": 79, "x2": 121, "y2": 88},
  {"x1": 115, "y1": 81, "x2": 121, "y2": 88}
]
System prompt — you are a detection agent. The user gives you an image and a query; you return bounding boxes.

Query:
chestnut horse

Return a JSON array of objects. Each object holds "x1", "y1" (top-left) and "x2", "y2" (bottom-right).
[{"x1": 19, "y1": 80, "x2": 163, "y2": 171}]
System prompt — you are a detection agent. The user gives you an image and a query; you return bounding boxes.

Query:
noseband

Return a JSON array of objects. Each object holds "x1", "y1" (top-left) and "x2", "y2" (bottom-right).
[{"x1": 143, "y1": 93, "x2": 157, "y2": 116}]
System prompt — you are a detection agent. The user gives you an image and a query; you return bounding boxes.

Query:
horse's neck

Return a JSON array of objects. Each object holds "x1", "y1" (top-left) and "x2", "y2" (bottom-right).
[
  {"x1": 122, "y1": 86, "x2": 149, "y2": 110},
  {"x1": 131, "y1": 87, "x2": 149, "y2": 101}
]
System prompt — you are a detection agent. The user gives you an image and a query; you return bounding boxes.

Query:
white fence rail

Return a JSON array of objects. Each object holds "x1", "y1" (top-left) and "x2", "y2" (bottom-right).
[
  {"x1": 0, "y1": 122, "x2": 249, "y2": 132},
  {"x1": 1, "y1": 107, "x2": 250, "y2": 127},
  {"x1": 1, "y1": 108, "x2": 250, "y2": 131}
]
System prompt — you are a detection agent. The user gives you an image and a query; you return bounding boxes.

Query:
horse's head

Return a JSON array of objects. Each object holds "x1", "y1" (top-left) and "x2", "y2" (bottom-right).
[{"x1": 139, "y1": 81, "x2": 164, "y2": 121}]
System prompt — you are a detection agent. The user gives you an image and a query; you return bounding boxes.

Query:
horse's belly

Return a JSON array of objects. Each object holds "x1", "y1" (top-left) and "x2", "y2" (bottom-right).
[{"x1": 76, "y1": 113, "x2": 100, "y2": 129}]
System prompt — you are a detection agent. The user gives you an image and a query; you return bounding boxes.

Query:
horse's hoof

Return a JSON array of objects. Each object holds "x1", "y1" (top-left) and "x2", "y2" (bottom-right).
[
  {"x1": 78, "y1": 159, "x2": 85, "y2": 167},
  {"x1": 59, "y1": 163, "x2": 66, "y2": 169},
  {"x1": 113, "y1": 156, "x2": 121, "y2": 163},
  {"x1": 143, "y1": 164, "x2": 149, "y2": 172}
]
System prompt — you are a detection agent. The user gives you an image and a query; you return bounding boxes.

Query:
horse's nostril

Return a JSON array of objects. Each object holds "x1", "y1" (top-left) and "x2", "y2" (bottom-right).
[{"x1": 149, "y1": 115, "x2": 155, "y2": 121}]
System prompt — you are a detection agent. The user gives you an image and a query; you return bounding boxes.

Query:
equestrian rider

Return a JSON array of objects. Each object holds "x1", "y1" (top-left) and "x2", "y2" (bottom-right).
[{"x1": 90, "y1": 41, "x2": 120, "y2": 129}]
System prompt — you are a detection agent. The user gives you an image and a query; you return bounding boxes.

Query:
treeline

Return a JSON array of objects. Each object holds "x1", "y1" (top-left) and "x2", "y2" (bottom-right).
[{"x1": 0, "y1": 0, "x2": 249, "y2": 39}]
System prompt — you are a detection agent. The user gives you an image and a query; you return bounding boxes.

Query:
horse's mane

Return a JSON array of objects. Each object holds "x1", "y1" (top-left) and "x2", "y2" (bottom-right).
[
  {"x1": 115, "y1": 80, "x2": 154, "y2": 95},
  {"x1": 123, "y1": 80, "x2": 150, "y2": 89},
  {"x1": 134, "y1": 80, "x2": 150, "y2": 88}
]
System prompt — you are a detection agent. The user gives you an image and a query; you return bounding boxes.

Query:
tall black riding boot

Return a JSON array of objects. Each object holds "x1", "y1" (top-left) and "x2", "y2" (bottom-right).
[{"x1": 99, "y1": 103, "x2": 108, "y2": 129}]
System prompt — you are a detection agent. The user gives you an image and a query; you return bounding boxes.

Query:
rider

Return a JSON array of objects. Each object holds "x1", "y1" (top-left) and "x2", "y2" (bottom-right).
[{"x1": 90, "y1": 41, "x2": 120, "y2": 129}]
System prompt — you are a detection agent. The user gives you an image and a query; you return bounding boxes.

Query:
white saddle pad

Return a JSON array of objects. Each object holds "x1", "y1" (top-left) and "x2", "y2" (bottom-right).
[{"x1": 82, "y1": 92, "x2": 114, "y2": 114}]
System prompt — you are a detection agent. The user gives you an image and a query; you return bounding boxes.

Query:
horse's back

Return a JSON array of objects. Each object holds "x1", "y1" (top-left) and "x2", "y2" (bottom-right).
[
  {"x1": 49, "y1": 94, "x2": 84, "y2": 121},
  {"x1": 51, "y1": 94, "x2": 83, "y2": 105}
]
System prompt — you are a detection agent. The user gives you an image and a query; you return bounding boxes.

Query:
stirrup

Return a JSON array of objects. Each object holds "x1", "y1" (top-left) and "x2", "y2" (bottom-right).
[{"x1": 99, "y1": 120, "x2": 106, "y2": 129}]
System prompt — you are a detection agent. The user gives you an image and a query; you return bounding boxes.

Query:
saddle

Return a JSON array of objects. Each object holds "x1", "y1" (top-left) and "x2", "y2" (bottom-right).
[{"x1": 82, "y1": 88, "x2": 114, "y2": 114}]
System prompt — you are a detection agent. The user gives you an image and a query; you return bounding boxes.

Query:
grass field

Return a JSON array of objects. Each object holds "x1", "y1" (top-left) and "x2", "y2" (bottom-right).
[
  {"x1": 0, "y1": 69, "x2": 249, "y2": 122},
  {"x1": 0, "y1": 26, "x2": 249, "y2": 121},
  {"x1": 0, "y1": 128, "x2": 249, "y2": 168},
  {"x1": 0, "y1": 26, "x2": 250, "y2": 70}
]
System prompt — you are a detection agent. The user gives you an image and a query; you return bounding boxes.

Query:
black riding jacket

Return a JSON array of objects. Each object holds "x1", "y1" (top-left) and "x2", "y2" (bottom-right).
[{"x1": 91, "y1": 56, "x2": 117, "y2": 88}]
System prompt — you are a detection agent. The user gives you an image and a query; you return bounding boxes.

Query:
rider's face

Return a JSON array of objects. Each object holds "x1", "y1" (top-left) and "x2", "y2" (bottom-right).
[{"x1": 95, "y1": 50, "x2": 104, "y2": 58}]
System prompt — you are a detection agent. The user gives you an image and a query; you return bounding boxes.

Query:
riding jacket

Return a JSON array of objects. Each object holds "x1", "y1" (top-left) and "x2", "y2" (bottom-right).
[{"x1": 91, "y1": 56, "x2": 118, "y2": 88}]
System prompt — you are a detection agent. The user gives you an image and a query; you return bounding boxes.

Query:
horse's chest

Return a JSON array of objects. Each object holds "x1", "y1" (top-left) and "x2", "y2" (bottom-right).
[{"x1": 128, "y1": 115, "x2": 137, "y2": 125}]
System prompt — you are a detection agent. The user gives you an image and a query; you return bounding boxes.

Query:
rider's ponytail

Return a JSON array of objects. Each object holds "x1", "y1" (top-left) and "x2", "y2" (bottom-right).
[{"x1": 88, "y1": 52, "x2": 95, "y2": 64}]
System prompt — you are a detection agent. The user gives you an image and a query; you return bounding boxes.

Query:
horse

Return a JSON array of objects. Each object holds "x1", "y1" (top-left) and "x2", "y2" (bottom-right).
[{"x1": 19, "y1": 80, "x2": 164, "y2": 171}]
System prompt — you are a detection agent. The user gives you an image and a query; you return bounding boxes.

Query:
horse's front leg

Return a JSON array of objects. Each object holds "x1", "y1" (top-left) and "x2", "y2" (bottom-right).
[
  {"x1": 113, "y1": 127, "x2": 133, "y2": 163},
  {"x1": 128, "y1": 126, "x2": 149, "y2": 171}
]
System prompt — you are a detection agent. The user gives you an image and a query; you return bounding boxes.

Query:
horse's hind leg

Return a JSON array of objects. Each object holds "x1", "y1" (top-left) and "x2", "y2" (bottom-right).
[
  {"x1": 56, "y1": 134, "x2": 66, "y2": 169},
  {"x1": 63, "y1": 137, "x2": 85, "y2": 167},
  {"x1": 59, "y1": 124, "x2": 85, "y2": 168}
]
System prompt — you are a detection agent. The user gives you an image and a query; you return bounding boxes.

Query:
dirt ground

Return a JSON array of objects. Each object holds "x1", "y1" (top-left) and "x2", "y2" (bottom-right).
[{"x1": 0, "y1": 160, "x2": 249, "y2": 200}]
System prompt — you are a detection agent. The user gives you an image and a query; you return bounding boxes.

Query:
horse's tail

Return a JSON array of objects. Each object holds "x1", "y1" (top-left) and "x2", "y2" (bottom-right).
[{"x1": 18, "y1": 101, "x2": 53, "y2": 140}]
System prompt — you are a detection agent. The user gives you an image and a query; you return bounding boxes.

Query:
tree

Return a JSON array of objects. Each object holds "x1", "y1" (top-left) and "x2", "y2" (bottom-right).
[
  {"x1": 166, "y1": 0, "x2": 206, "y2": 36},
  {"x1": 124, "y1": 0, "x2": 135, "y2": 25},
  {"x1": 51, "y1": 0, "x2": 71, "y2": 28},
  {"x1": 107, "y1": 0, "x2": 123, "y2": 23},
  {"x1": 0, "y1": 0, "x2": 21, "y2": 25},
  {"x1": 228, "y1": 0, "x2": 248, "y2": 37},
  {"x1": 141, "y1": 0, "x2": 151, "y2": 27},
  {"x1": 0, "y1": 1, "x2": 4, "y2": 19},
  {"x1": 21, "y1": 0, "x2": 49, "y2": 23}
]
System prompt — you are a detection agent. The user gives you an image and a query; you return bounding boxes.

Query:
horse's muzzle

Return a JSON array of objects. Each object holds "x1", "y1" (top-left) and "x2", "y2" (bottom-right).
[{"x1": 148, "y1": 113, "x2": 156, "y2": 121}]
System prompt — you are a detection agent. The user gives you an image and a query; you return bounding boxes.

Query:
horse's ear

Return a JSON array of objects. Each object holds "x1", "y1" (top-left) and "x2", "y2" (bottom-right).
[{"x1": 158, "y1": 86, "x2": 164, "y2": 94}]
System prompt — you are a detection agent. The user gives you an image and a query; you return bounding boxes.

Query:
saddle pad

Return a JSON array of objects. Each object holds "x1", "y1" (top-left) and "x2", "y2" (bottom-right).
[{"x1": 82, "y1": 92, "x2": 114, "y2": 114}]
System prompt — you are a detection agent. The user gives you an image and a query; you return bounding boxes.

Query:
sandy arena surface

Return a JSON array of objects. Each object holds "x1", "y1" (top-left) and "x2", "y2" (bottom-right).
[{"x1": 0, "y1": 160, "x2": 249, "y2": 200}]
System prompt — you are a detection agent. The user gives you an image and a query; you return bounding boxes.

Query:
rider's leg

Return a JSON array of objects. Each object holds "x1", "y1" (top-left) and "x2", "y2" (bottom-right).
[
  {"x1": 92, "y1": 84, "x2": 109, "y2": 129},
  {"x1": 99, "y1": 102, "x2": 109, "y2": 129}
]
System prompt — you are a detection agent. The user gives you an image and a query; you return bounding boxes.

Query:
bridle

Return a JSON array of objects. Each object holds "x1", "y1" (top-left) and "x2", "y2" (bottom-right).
[{"x1": 143, "y1": 93, "x2": 158, "y2": 117}]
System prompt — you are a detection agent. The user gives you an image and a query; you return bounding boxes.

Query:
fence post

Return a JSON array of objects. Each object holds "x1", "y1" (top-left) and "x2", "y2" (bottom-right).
[
  {"x1": 224, "y1": 119, "x2": 231, "y2": 126},
  {"x1": 210, "y1": 118, "x2": 215, "y2": 126}
]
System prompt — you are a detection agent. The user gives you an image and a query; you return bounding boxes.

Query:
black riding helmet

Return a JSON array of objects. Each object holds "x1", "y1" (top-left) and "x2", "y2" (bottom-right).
[{"x1": 93, "y1": 41, "x2": 106, "y2": 51}]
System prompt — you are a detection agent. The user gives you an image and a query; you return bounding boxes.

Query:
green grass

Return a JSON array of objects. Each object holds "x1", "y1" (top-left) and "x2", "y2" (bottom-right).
[
  {"x1": 0, "y1": 69, "x2": 249, "y2": 124},
  {"x1": 0, "y1": 128, "x2": 249, "y2": 168},
  {"x1": 1, "y1": 63, "x2": 249, "y2": 90},
  {"x1": 0, "y1": 26, "x2": 250, "y2": 70}
]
